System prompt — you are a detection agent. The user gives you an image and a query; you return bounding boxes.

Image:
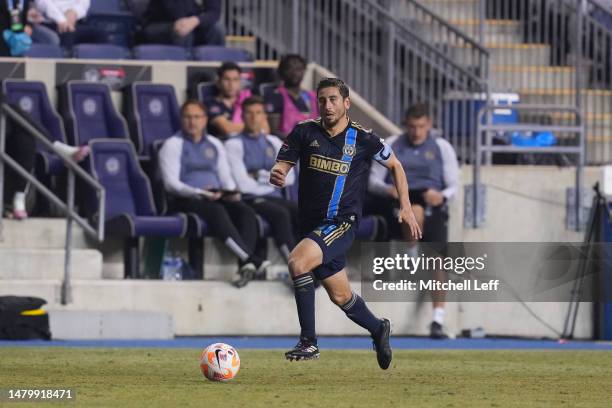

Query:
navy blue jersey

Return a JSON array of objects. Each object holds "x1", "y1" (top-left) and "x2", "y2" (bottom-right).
[{"x1": 276, "y1": 118, "x2": 391, "y2": 230}]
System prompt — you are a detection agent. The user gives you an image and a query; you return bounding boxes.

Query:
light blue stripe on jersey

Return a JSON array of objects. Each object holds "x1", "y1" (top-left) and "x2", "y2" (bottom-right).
[{"x1": 326, "y1": 127, "x2": 357, "y2": 220}]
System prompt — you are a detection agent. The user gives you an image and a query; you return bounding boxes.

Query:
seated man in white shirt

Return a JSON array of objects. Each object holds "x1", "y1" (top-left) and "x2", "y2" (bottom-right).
[{"x1": 158, "y1": 99, "x2": 269, "y2": 288}]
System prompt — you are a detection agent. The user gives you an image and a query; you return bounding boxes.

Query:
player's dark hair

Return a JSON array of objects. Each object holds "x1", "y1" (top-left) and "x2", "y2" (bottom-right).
[
  {"x1": 217, "y1": 61, "x2": 242, "y2": 78},
  {"x1": 404, "y1": 103, "x2": 430, "y2": 120},
  {"x1": 180, "y1": 99, "x2": 207, "y2": 117},
  {"x1": 316, "y1": 78, "x2": 349, "y2": 99},
  {"x1": 241, "y1": 95, "x2": 265, "y2": 110},
  {"x1": 278, "y1": 54, "x2": 307, "y2": 76}
]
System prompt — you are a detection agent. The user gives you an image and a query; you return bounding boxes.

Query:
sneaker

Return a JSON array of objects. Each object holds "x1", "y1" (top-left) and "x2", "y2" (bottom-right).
[
  {"x1": 254, "y1": 259, "x2": 272, "y2": 280},
  {"x1": 232, "y1": 263, "x2": 255, "y2": 288},
  {"x1": 372, "y1": 318, "x2": 392, "y2": 370},
  {"x1": 285, "y1": 337, "x2": 320, "y2": 361},
  {"x1": 430, "y1": 321, "x2": 448, "y2": 339}
]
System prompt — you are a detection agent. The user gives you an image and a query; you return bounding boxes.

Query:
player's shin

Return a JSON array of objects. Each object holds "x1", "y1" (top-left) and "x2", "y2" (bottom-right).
[
  {"x1": 292, "y1": 272, "x2": 316, "y2": 341},
  {"x1": 339, "y1": 292, "x2": 382, "y2": 335}
]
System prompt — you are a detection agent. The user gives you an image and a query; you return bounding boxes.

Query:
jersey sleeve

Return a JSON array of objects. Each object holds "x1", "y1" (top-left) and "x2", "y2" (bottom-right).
[
  {"x1": 365, "y1": 132, "x2": 392, "y2": 164},
  {"x1": 275, "y1": 125, "x2": 302, "y2": 164},
  {"x1": 205, "y1": 100, "x2": 225, "y2": 122}
]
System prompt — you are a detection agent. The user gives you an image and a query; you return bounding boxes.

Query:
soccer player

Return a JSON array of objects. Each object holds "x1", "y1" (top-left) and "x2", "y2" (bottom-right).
[{"x1": 269, "y1": 78, "x2": 421, "y2": 369}]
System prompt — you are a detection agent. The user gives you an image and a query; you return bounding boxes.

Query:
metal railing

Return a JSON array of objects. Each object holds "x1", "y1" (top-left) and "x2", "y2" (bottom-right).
[
  {"x1": 0, "y1": 103, "x2": 105, "y2": 305},
  {"x1": 223, "y1": 0, "x2": 489, "y2": 139},
  {"x1": 472, "y1": 104, "x2": 585, "y2": 229}
]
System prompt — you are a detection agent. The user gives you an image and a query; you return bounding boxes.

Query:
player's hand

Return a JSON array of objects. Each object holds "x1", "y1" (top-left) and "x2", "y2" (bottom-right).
[
  {"x1": 57, "y1": 21, "x2": 70, "y2": 33},
  {"x1": 269, "y1": 166, "x2": 287, "y2": 187},
  {"x1": 398, "y1": 207, "x2": 422, "y2": 240},
  {"x1": 423, "y1": 189, "x2": 444, "y2": 207},
  {"x1": 65, "y1": 9, "x2": 77, "y2": 31}
]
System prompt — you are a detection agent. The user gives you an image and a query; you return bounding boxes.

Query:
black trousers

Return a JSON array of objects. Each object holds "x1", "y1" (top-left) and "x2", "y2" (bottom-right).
[
  {"x1": 3, "y1": 116, "x2": 36, "y2": 206},
  {"x1": 172, "y1": 197, "x2": 258, "y2": 262},
  {"x1": 245, "y1": 196, "x2": 298, "y2": 258}
]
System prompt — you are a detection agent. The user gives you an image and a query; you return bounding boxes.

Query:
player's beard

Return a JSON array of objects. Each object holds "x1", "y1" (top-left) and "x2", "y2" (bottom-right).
[{"x1": 322, "y1": 109, "x2": 347, "y2": 129}]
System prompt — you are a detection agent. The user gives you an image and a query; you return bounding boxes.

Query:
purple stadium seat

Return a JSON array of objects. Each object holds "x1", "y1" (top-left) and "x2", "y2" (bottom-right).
[
  {"x1": 192, "y1": 46, "x2": 253, "y2": 62},
  {"x1": 125, "y1": 82, "x2": 181, "y2": 159},
  {"x1": 88, "y1": 139, "x2": 190, "y2": 277},
  {"x1": 133, "y1": 45, "x2": 190, "y2": 61},
  {"x1": 2, "y1": 79, "x2": 67, "y2": 176},
  {"x1": 72, "y1": 43, "x2": 131, "y2": 59},
  {"x1": 24, "y1": 44, "x2": 64, "y2": 59},
  {"x1": 196, "y1": 81, "x2": 217, "y2": 103},
  {"x1": 60, "y1": 81, "x2": 129, "y2": 146}
]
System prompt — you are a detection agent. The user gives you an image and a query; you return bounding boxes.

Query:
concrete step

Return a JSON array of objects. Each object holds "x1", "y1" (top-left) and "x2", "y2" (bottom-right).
[
  {"x1": 0, "y1": 218, "x2": 91, "y2": 249},
  {"x1": 419, "y1": 0, "x2": 479, "y2": 20},
  {"x1": 451, "y1": 19, "x2": 523, "y2": 44},
  {"x1": 447, "y1": 43, "x2": 550, "y2": 67},
  {"x1": 491, "y1": 66, "x2": 576, "y2": 90},
  {"x1": 0, "y1": 248, "x2": 103, "y2": 280},
  {"x1": 49, "y1": 310, "x2": 173, "y2": 340},
  {"x1": 519, "y1": 89, "x2": 612, "y2": 111},
  {"x1": 0, "y1": 279, "x2": 592, "y2": 339}
]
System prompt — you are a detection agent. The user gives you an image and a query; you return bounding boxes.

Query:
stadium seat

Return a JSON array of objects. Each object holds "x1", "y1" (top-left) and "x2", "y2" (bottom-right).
[
  {"x1": 87, "y1": 139, "x2": 192, "y2": 278},
  {"x1": 124, "y1": 82, "x2": 181, "y2": 159},
  {"x1": 24, "y1": 43, "x2": 64, "y2": 59},
  {"x1": 196, "y1": 81, "x2": 217, "y2": 103},
  {"x1": 133, "y1": 45, "x2": 190, "y2": 61},
  {"x1": 72, "y1": 44, "x2": 131, "y2": 59},
  {"x1": 59, "y1": 81, "x2": 130, "y2": 146},
  {"x1": 2, "y1": 79, "x2": 68, "y2": 177},
  {"x1": 192, "y1": 46, "x2": 253, "y2": 62},
  {"x1": 259, "y1": 81, "x2": 278, "y2": 99}
]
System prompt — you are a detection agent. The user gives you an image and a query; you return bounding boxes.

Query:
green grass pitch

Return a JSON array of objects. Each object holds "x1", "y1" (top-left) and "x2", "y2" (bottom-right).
[{"x1": 1, "y1": 348, "x2": 611, "y2": 407}]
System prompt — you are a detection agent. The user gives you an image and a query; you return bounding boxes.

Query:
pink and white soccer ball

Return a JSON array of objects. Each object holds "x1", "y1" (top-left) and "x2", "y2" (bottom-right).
[{"x1": 199, "y1": 343, "x2": 240, "y2": 382}]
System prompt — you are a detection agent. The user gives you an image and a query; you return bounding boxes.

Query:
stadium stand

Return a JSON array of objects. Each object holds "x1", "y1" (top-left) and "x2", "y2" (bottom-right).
[
  {"x1": 24, "y1": 43, "x2": 64, "y2": 58},
  {"x1": 132, "y1": 44, "x2": 190, "y2": 61},
  {"x1": 193, "y1": 46, "x2": 253, "y2": 62},
  {"x1": 71, "y1": 43, "x2": 131, "y2": 59},
  {"x1": 59, "y1": 81, "x2": 130, "y2": 146}
]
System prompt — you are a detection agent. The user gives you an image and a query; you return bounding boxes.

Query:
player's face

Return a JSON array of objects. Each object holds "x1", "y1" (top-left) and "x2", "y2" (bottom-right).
[
  {"x1": 243, "y1": 103, "x2": 266, "y2": 134},
  {"x1": 405, "y1": 116, "x2": 431, "y2": 145},
  {"x1": 218, "y1": 69, "x2": 242, "y2": 98},
  {"x1": 281, "y1": 60, "x2": 306, "y2": 88},
  {"x1": 318, "y1": 87, "x2": 350, "y2": 129},
  {"x1": 181, "y1": 104, "x2": 207, "y2": 140}
]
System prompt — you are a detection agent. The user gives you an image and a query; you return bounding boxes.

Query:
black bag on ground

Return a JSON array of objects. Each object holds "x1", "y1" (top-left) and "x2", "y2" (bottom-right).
[{"x1": 0, "y1": 296, "x2": 51, "y2": 340}]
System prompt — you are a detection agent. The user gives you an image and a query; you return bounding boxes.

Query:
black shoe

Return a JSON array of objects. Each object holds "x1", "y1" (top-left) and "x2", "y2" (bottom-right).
[
  {"x1": 430, "y1": 321, "x2": 448, "y2": 339},
  {"x1": 372, "y1": 318, "x2": 392, "y2": 370},
  {"x1": 232, "y1": 263, "x2": 255, "y2": 288},
  {"x1": 285, "y1": 337, "x2": 320, "y2": 361}
]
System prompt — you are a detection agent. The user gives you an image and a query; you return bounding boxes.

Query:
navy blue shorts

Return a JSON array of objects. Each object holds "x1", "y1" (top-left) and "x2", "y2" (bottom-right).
[{"x1": 303, "y1": 220, "x2": 355, "y2": 280}]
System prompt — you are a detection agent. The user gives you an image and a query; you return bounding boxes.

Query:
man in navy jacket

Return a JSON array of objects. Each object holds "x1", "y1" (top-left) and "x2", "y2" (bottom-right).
[{"x1": 141, "y1": 0, "x2": 225, "y2": 47}]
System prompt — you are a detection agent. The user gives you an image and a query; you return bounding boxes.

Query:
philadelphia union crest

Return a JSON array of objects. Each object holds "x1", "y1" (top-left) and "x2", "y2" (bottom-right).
[{"x1": 343, "y1": 144, "x2": 356, "y2": 157}]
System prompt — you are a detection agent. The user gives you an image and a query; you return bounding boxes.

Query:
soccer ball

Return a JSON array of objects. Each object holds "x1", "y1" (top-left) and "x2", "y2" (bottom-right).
[{"x1": 200, "y1": 343, "x2": 240, "y2": 382}]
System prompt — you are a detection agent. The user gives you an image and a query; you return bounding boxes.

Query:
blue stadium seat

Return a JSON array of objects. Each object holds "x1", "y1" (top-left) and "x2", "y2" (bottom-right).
[
  {"x1": 2, "y1": 79, "x2": 69, "y2": 186},
  {"x1": 72, "y1": 43, "x2": 131, "y2": 59},
  {"x1": 259, "y1": 81, "x2": 278, "y2": 99},
  {"x1": 125, "y1": 82, "x2": 181, "y2": 159},
  {"x1": 192, "y1": 46, "x2": 253, "y2": 62},
  {"x1": 24, "y1": 43, "x2": 64, "y2": 59},
  {"x1": 60, "y1": 81, "x2": 130, "y2": 146},
  {"x1": 133, "y1": 45, "x2": 190, "y2": 61},
  {"x1": 88, "y1": 139, "x2": 190, "y2": 278}
]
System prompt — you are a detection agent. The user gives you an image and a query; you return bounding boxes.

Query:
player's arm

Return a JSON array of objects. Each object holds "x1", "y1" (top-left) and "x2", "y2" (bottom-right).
[
  {"x1": 373, "y1": 140, "x2": 422, "y2": 240},
  {"x1": 210, "y1": 116, "x2": 244, "y2": 138},
  {"x1": 270, "y1": 125, "x2": 301, "y2": 187}
]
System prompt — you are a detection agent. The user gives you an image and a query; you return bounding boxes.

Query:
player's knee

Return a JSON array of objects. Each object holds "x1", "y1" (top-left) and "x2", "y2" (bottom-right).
[
  {"x1": 288, "y1": 256, "x2": 309, "y2": 278},
  {"x1": 329, "y1": 290, "x2": 352, "y2": 306}
]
